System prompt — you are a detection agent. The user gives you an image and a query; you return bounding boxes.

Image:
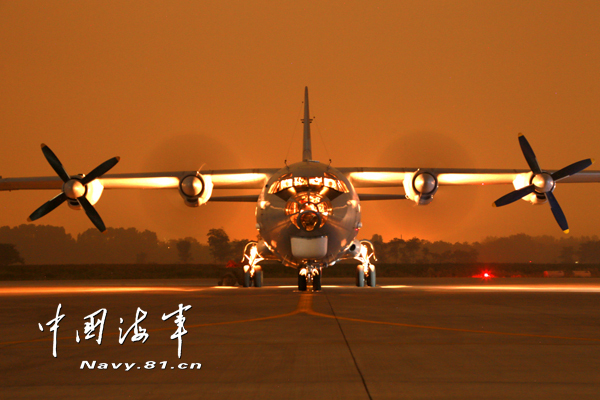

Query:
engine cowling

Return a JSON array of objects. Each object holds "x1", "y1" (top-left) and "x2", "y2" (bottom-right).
[
  {"x1": 345, "y1": 240, "x2": 362, "y2": 257},
  {"x1": 403, "y1": 170, "x2": 438, "y2": 205},
  {"x1": 179, "y1": 173, "x2": 213, "y2": 207},
  {"x1": 256, "y1": 240, "x2": 274, "y2": 258},
  {"x1": 66, "y1": 174, "x2": 105, "y2": 210},
  {"x1": 512, "y1": 172, "x2": 548, "y2": 205}
]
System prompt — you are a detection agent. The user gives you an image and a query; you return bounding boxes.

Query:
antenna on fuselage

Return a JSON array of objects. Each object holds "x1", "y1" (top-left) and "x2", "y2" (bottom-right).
[{"x1": 301, "y1": 86, "x2": 313, "y2": 161}]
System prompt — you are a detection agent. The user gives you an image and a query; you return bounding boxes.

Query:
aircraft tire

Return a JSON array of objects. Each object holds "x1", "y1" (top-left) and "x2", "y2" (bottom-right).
[
  {"x1": 243, "y1": 270, "x2": 252, "y2": 287},
  {"x1": 356, "y1": 266, "x2": 365, "y2": 287},
  {"x1": 253, "y1": 270, "x2": 263, "y2": 287},
  {"x1": 312, "y1": 269, "x2": 321, "y2": 291},
  {"x1": 298, "y1": 271, "x2": 307, "y2": 291},
  {"x1": 367, "y1": 267, "x2": 376, "y2": 287}
]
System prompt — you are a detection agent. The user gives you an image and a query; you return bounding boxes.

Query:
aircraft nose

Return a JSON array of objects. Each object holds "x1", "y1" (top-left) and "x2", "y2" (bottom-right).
[
  {"x1": 285, "y1": 192, "x2": 331, "y2": 231},
  {"x1": 298, "y1": 210, "x2": 321, "y2": 231}
]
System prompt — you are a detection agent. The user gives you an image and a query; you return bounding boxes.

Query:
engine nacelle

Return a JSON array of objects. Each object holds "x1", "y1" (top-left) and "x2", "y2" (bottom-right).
[
  {"x1": 66, "y1": 175, "x2": 104, "y2": 210},
  {"x1": 345, "y1": 240, "x2": 362, "y2": 257},
  {"x1": 513, "y1": 172, "x2": 547, "y2": 205},
  {"x1": 336, "y1": 239, "x2": 362, "y2": 260},
  {"x1": 403, "y1": 170, "x2": 438, "y2": 205},
  {"x1": 256, "y1": 240, "x2": 275, "y2": 258},
  {"x1": 179, "y1": 173, "x2": 213, "y2": 207}
]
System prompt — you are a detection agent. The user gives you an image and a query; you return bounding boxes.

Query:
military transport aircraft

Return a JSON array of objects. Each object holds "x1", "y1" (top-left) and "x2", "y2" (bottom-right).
[{"x1": 1, "y1": 88, "x2": 599, "y2": 290}]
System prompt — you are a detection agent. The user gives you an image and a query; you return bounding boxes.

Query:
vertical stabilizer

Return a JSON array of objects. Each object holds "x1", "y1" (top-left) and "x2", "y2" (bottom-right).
[{"x1": 302, "y1": 87, "x2": 313, "y2": 161}]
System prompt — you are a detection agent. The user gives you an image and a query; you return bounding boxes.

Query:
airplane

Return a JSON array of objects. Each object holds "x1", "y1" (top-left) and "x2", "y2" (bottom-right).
[{"x1": 1, "y1": 87, "x2": 599, "y2": 291}]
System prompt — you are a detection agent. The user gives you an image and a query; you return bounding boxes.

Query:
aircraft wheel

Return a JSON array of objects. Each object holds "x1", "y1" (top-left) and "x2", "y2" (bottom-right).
[
  {"x1": 312, "y1": 268, "x2": 321, "y2": 291},
  {"x1": 298, "y1": 271, "x2": 307, "y2": 291},
  {"x1": 253, "y1": 270, "x2": 263, "y2": 287},
  {"x1": 243, "y1": 270, "x2": 252, "y2": 287},
  {"x1": 356, "y1": 266, "x2": 365, "y2": 287},
  {"x1": 367, "y1": 267, "x2": 376, "y2": 287}
]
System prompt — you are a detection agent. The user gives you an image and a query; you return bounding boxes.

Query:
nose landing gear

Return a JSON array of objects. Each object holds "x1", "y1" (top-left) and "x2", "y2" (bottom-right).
[{"x1": 298, "y1": 265, "x2": 322, "y2": 291}]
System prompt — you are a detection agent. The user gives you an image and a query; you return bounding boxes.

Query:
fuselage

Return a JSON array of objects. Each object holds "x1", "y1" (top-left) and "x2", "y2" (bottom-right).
[{"x1": 256, "y1": 161, "x2": 361, "y2": 268}]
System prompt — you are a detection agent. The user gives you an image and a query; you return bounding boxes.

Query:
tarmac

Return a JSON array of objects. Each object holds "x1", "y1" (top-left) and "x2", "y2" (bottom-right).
[{"x1": 1, "y1": 277, "x2": 600, "y2": 399}]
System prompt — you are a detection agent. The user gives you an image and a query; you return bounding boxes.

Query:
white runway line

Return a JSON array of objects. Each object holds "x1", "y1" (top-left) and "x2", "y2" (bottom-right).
[
  {"x1": 0, "y1": 286, "x2": 208, "y2": 295},
  {"x1": 380, "y1": 285, "x2": 600, "y2": 293},
  {"x1": 2, "y1": 284, "x2": 600, "y2": 295}
]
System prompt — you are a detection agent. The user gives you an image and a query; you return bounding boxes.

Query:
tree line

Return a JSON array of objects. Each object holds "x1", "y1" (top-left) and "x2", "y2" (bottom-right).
[
  {"x1": 0, "y1": 224, "x2": 599, "y2": 265},
  {"x1": 369, "y1": 233, "x2": 600, "y2": 264},
  {"x1": 0, "y1": 225, "x2": 249, "y2": 265}
]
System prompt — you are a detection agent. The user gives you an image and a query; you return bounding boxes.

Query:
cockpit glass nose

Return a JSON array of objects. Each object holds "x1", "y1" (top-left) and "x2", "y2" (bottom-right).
[
  {"x1": 269, "y1": 173, "x2": 349, "y2": 194},
  {"x1": 285, "y1": 192, "x2": 332, "y2": 231},
  {"x1": 299, "y1": 211, "x2": 319, "y2": 231}
]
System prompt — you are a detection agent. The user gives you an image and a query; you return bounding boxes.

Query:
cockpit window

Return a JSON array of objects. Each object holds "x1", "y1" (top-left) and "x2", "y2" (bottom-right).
[{"x1": 269, "y1": 172, "x2": 348, "y2": 194}]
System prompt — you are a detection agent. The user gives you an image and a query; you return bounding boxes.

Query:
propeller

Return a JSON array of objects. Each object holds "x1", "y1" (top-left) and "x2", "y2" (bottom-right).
[
  {"x1": 492, "y1": 134, "x2": 594, "y2": 233},
  {"x1": 27, "y1": 144, "x2": 120, "y2": 232}
]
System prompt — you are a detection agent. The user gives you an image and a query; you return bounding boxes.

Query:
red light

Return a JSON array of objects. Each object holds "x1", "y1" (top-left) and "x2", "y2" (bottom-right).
[{"x1": 472, "y1": 270, "x2": 494, "y2": 279}]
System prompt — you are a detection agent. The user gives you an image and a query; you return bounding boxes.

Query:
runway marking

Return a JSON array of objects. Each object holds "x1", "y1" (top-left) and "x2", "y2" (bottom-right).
[
  {"x1": 323, "y1": 291, "x2": 374, "y2": 400},
  {"x1": 304, "y1": 309, "x2": 600, "y2": 342},
  {"x1": 0, "y1": 293, "x2": 312, "y2": 346},
  {"x1": 0, "y1": 287, "x2": 210, "y2": 295},
  {"x1": 2, "y1": 290, "x2": 600, "y2": 349},
  {"x1": 150, "y1": 293, "x2": 315, "y2": 332},
  {"x1": 3, "y1": 283, "x2": 600, "y2": 296},
  {"x1": 297, "y1": 294, "x2": 600, "y2": 343},
  {"x1": 381, "y1": 285, "x2": 600, "y2": 293},
  {"x1": 297, "y1": 293, "x2": 313, "y2": 312}
]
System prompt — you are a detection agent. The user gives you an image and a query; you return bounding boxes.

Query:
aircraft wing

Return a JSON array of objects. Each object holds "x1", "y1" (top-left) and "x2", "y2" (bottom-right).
[
  {"x1": 341, "y1": 168, "x2": 600, "y2": 188},
  {"x1": 0, "y1": 167, "x2": 275, "y2": 231},
  {"x1": 343, "y1": 165, "x2": 600, "y2": 233},
  {"x1": 0, "y1": 169, "x2": 278, "y2": 191}
]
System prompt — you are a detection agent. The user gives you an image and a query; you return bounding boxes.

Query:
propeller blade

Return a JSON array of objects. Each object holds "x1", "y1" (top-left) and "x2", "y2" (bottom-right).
[
  {"x1": 80, "y1": 156, "x2": 121, "y2": 185},
  {"x1": 78, "y1": 196, "x2": 106, "y2": 232},
  {"x1": 493, "y1": 184, "x2": 536, "y2": 207},
  {"x1": 41, "y1": 144, "x2": 71, "y2": 183},
  {"x1": 551, "y1": 158, "x2": 594, "y2": 182},
  {"x1": 546, "y1": 191, "x2": 569, "y2": 233},
  {"x1": 518, "y1": 134, "x2": 542, "y2": 174},
  {"x1": 27, "y1": 192, "x2": 68, "y2": 221}
]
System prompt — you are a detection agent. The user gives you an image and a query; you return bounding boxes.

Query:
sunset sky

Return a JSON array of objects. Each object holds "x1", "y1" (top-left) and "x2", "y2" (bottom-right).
[{"x1": 1, "y1": 1, "x2": 599, "y2": 244}]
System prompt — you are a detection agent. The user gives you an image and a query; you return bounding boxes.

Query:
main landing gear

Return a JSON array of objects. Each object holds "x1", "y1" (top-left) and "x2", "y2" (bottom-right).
[
  {"x1": 298, "y1": 265, "x2": 322, "y2": 291},
  {"x1": 242, "y1": 242, "x2": 264, "y2": 287},
  {"x1": 355, "y1": 240, "x2": 377, "y2": 287}
]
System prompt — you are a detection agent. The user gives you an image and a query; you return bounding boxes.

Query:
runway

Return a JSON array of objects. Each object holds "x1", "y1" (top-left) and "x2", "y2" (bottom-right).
[{"x1": 1, "y1": 278, "x2": 600, "y2": 399}]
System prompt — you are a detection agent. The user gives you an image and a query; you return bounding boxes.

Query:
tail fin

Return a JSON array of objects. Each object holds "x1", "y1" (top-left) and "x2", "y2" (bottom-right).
[{"x1": 301, "y1": 87, "x2": 313, "y2": 161}]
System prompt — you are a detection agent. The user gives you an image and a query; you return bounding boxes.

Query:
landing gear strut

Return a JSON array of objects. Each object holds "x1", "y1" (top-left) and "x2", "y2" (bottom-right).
[
  {"x1": 242, "y1": 242, "x2": 264, "y2": 288},
  {"x1": 298, "y1": 265, "x2": 322, "y2": 291},
  {"x1": 355, "y1": 240, "x2": 377, "y2": 287}
]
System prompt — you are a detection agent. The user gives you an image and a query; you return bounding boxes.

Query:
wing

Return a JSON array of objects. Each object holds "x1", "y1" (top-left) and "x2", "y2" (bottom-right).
[
  {"x1": 341, "y1": 165, "x2": 600, "y2": 234},
  {"x1": 0, "y1": 168, "x2": 274, "y2": 231},
  {"x1": 342, "y1": 167, "x2": 600, "y2": 189},
  {"x1": 0, "y1": 169, "x2": 277, "y2": 192},
  {"x1": 344, "y1": 134, "x2": 599, "y2": 198}
]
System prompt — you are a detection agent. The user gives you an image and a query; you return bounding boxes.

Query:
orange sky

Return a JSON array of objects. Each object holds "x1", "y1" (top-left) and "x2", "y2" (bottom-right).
[{"x1": 1, "y1": 1, "x2": 599, "y2": 244}]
